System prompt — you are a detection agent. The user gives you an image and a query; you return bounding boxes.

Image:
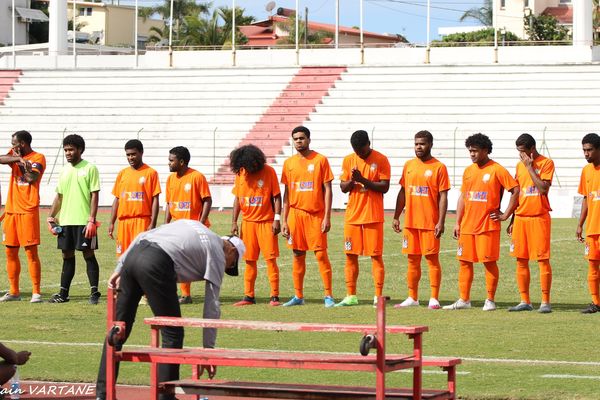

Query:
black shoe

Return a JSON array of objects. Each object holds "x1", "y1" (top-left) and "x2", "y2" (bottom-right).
[
  {"x1": 581, "y1": 303, "x2": 600, "y2": 314},
  {"x1": 89, "y1": 291, "x2": 101, "y2": 305},
  {"x1": 269, "y1": 296, "x2": 281, "y2": 306},
  {"x1": 49, "y1": 293, "x2": 69, "y2": 303},
  {"x1": 233, "y1": 296, "x2": 256, "y2": 306}
]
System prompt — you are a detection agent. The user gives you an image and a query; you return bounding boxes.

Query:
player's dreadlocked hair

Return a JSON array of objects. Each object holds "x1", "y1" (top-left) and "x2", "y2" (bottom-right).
[
  {"x1": 465, "y1": 133, "x2": 493, "y2": 154},
  {"x1": 229, "y1": 144, "x2": 266, "y2": 175}
]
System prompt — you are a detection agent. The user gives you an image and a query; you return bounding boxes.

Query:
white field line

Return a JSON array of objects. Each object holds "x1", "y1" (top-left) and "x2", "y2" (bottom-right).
[
  {"x1": 541, "y1": 374, "x2": 600, "y2": 380},
  {"x1": 4, "y1": 339, "x2": 599, "y2": 368}
]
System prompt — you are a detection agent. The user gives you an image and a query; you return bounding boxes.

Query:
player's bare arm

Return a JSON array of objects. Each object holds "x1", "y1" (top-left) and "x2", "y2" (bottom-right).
[
  {"x1": 272, "y1": 194, "x2": 282, "y2": 235},
  {"x1": 392, "y1": 186, "x2": 406, "y2": 233},
  {"x1": 577, "y1": 197, "x2": 588, "y2": 243},
  {"x1": 490, "y1": 186, "x2": 520, "y2": 222},
  {"x1": 351, "y1": 168, "x2": 390, "y2": 193},
  {"x1": 281, "y1": 185, "x2": 290, "y2": 238},
  {"x1": 231, "y1": 197, "x2": 241, "y2": 235},
  {"x1": 435, "y1": 190, "x2": 449, "y2": 239},
  {"x1": 321, "y1": 181, "x2": 332, "y2": 233},
  {"x1": 200, "y1": 196, "x2": 212, "y2": 225},
  {"x1": 521, "y1": 152, "x2": 551, "y2": 194},
  {"x1": 453, "y1": 193, "x2": 465, "y2": 240},
  {"x1": 150, "y1": 194, "x2": 159, "y2": 229},
  {"x1": 165, "y1": 202, "x2": 172, "y2": 224},
  {"x1": 340, "y1": 178, "x2": 355, "y2": 193},
  {"x1": 108, "y1": 197, "x2": 119, "y2": 239}
]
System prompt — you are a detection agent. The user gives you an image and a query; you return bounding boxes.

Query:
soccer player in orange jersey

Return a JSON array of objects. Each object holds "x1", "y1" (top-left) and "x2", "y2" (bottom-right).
[
  {"x1": 165, "y1": 146, "x2": 212, "y2": 304},
  {"x1": 109, "y1": 140, "x2": 161, "y2": 257},
  {"x1": 280, "y1": 126, "x2": 335, "y2": 308},
  {"x1": 336, "y1": 130, "x2": 390, "y2": 307},
  {"x1": 392, "y1": 130, "x2": 450, "y2": 310},
  {"x1": 230, "y1": 144, "x2": 282, "y2": 307},
  {"x1": 577, "y1": 133, "x2": 600, "y2": 314},
  {"x1": 443, "y1": 133, "x2": 519, "y2": 311},
  {"x1": 0, "y1": 131, "x2": 45, "y2": 303},
  {"x1": 506, "y1": 134, "x2": 554, "y2": 314}
]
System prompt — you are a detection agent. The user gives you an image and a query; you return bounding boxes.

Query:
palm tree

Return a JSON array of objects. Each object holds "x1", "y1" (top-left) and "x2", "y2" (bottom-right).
[
  {"x1": 276, "y1": 12, "x2": 333, "y2": 46},
  {"x1": 140, "y1": 0, "x2": 211, "y2": 41},
  {"x1": 460, "y1": 0, "x2": 492, "y2": 26},
  {"x1": 217, "y1": 6, "x2": 254, "y2": 47}
]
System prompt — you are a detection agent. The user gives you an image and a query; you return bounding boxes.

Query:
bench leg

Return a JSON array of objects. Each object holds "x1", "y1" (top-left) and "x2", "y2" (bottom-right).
[
  {"x1": 106, "y1": 288, "x2": 117, "y2": 400},
  {"x1": 445, "y1": 366, "x2": 456, "y2": 400},
  {"x1": 150, "y1": 328, "x2": 160, "y2": 400}
]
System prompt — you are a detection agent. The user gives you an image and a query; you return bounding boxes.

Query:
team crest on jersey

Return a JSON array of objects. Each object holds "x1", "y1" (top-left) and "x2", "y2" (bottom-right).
[
  {"x1": 344, "y1": 237, "x2": 353, "y2": 251},
  {"x1": 482, "y1": 173, "x2": 491, "y2": 183},
  {"x1": 244, "y1": 196, "x2": 263, "y2": 207},
  {"x1": 424, "y1": 169, "x2": 433, "y2": 178},
  {"x1": 184, "y1": 183, "x2": 192, "y2": 192},
  {"x1": 457, "y1": 244, "x2": 463, "y2": 256},
  {"x1": 126, "y1": 191, "x2": 144, "y2": 202},
  {"x1": 175, "y1": 201, "x2": 191, "y2": 211},
  {"x1": 307, "y1": 164, "x2": 314, "y2": 172},
  {"x1": 296, "y1": 181, "x2": 314, "y2": 192},
  {"x1": 139, "y1": 176, "x2": 146, "y2": 185},
  {"x1": 258, "y1": 179, "x2": 264, "y2": 188},
  {"x1": 370, "y1": 163, "x2": 377, "y2": 171},
  {"x1": 402, "y1": 236, "x2": 408, "y2": 249}
]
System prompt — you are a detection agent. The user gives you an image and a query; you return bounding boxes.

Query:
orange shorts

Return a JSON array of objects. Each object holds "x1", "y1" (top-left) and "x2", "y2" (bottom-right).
[
  {"x1": 286, "y1": 208, "x2": 327, "y2": 251},
  {"x1": 116, "y1": 217, "x2": 151, "y2": 256},
  {"x1": 510, "y1": 214, "x2": 551, "y2": 260},
  {"x1": 2, "y1": 211, "x2": 40, "y2": 247},
  {"x1": 585, "y1": 234, "x2": 600, "y2": 261},
  {"x1": 457, "y1": 231, "x2": 500, "y2": 263},
  {"x1": 241, "y1": 220, "x2": 279, "y2": 261},
  {"x1": 344, "y1": 222, "x2": 383, "y2": 256},
  {"x1": 401, "y1": 228, "x2": 440, "y2": 255}
]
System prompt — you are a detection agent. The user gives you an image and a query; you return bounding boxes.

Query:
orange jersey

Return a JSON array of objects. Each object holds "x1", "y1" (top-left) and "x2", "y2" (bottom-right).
[
  {"x1": 112, "y1": 164, "x2": 161, "y2": 219},
  {"x1": 281, "y1": 151, "x2": 333, "y2": 213},
  {"x1": 233, "y1": 164, "x2": 280, "y2": 222},
  {"x1": 460, "y1": 160, "x2": 518, "y2": 234},
  {"x1": 515, "y1": 155, "x2": 554, "y2": 216},
  {"x1": 166, "y1": 168, "x2": 211, "y2": 221},
  {"x1": 400, "y1": 157, "x2": 450, "y2": 230},
  {"x1": 578, "y1": 163, "x2": 600, "y2": 235},
  {"x1": 5, "y1": 150, "x2": 46, "y2": 213},
  {"x1": 341, "y1": 150, "x2": 391, "y2": 225}
]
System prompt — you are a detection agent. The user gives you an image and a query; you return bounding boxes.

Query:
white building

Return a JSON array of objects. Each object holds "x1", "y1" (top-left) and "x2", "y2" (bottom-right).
[
  {"x1": 496, "y1": 0, "x2": 573, "y2": 39},
  {"x1": 0, "y1": 0, "x2": 48, "y2": 46}
]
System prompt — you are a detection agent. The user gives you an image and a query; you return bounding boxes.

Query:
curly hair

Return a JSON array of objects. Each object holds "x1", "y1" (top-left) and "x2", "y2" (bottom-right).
[
  {"x1": 582, "y1": 133, "x2": 600, "y2": 149},
  {"x1": 465, "y1": 133, "x2": 493, "y2": 154},
  {"x1": 63, "y1": 134, "x2": 85, "y2": 152},
  {"x1": 229, "y1": 144, "x2": 266, "y2": 174},
  {"x1": 169, "y1": 146, "x2": 190, "y2": 165}
]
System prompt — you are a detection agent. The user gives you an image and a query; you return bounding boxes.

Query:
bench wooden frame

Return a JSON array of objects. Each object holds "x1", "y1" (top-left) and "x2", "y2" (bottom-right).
[{"x1": 105, "y1": 288, "x2": 459, "y2": 400}]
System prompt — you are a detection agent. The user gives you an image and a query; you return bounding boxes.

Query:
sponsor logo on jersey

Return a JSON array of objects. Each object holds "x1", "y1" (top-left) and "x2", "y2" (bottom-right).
[
  {"x1": 242, "y1": 196, "x2": 263, "y2": 207},
  {"x1": 522, "y1": 185, "x2": 540, "y2": 197},
  {"x1": 409, "y1": 185, "x2": 429, "y2": 197},
  {"x1": 590, "y1": 190, "x2": 600, "y2": 201},
  {"x1": 295, "y1": 181, "x2": 314, "y2": 192},
  {"x1": 16, "y1": 176, "x2": 30, "y2": 186},
  {"x1": 174, "y1": 201, "x2": 191, "y2": 211},
  {"x1": 125, "y1": 191, "x2": 144, "y2": 202},
  {"x1": 466, "y1": 191, "x2": 488, "y2": 202}
]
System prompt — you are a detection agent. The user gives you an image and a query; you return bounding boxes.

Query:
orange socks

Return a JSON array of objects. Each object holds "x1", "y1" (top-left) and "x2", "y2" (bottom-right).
[
  {"x1": 344, "y1": 254, "x2": 359, "y2": 295},
  {"x1": 24, "y1": 246, "x2": 41, "y2": 295},
  {"x1": 292, "y1": 253, "x2": 307, "y2": 298},
  {"x1": 538, "y1": 259, "x2": 552, "y2": 304},
  {"x1": 516, "y1": 258, "x2": 531, "y2": 304},
  {"x1": 406, "y1": 254, "x2": 422, "y2": 300},
  {"x1": 314, "y1": 250, "x2": 333, "y2": 297},
  {"x1": 588, "y1": 260, "x2": 600, "y2": 305},
  {"x1": 5, "y1": 247, "x2": 21, "y2": 296},
  {"x1": 425, "y1": 254, "x2": 442, "y2": 300},
  {"x1": 484, "y1": 262, "x2": 499, "y2": 301},
  {"x1": 458, "y1": 260, "x2": 474, "y2": 301},
  {"x1": 244, "y1": 260, "x2": 258, "y2": 298},
  {"x1": 265, "y1": 259, "x2": 279, "y2": 297},
  {"x1": 371, "y1": 256, "x2": 385, "y2": 297},
  {"x1": 179, "y1": 282, "x2": 191, "y2": 297}
]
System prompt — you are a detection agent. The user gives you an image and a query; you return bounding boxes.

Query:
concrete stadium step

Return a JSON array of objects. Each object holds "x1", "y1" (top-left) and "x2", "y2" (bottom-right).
[
  {"x1": 0, "y1": 70, "x2": 20, "y2": 105},
  {"x1": 21, "y1": 67, "x2": 300, "y2": 78},
  {"x1": 326, "y1": 88, "x2": 600, "y2": 99},
  {"x1": 10, "y1": 82, "x2": 294, "y2": 93},
  {"x1": 5, "y1": 91, "x2": 285, "y2": 100}
]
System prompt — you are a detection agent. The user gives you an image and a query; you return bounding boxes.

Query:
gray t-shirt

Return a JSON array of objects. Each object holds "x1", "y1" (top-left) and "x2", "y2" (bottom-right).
[{"x1": 116, "y1": 219, "x2": 225, "y2": 348}]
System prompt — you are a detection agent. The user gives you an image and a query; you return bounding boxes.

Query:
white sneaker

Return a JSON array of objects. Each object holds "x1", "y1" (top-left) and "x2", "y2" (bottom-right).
[
  {"x1": 0, "y1": 292, "x2": 21, "y2": 302},
  {"x1": 442, "y1": 298, "x2": 471, "y2": 310},
  {"x1": 373, "y1": 296, "x2": 378, "y2": 308},
  {"x1": 394, "y1": 297, "x2": 419, "y2": 308},
  {"x1": 30, "y1": 293, "x2": 42, "y2": 303},
  {"x1": 482, "y1": 299, "x2": 497, "y2": 311},
  {"x1": 428, "y1": 298, "x2": 441, "y2": 310}
]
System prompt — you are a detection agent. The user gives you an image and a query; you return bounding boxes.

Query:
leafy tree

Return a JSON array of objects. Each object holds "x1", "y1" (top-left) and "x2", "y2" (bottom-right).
[
  {"x1": 276, "y1": 12, "x2": 333, "y2": 46},
  {"x1": 140, "y1": 0, "x2": 210, "y2": 42},
  {"x1": 217, "y1": 6, "x2": 253, "y2": 48},
  {"x1": 432, "y1": 27, "x2": 519, "y2": 47},
  {"x1": 459, "y1": 0, "x2": 492, "y2": 27},
  {"x1": 524, "y1": 13, "x2": 569, "y2": 42}
]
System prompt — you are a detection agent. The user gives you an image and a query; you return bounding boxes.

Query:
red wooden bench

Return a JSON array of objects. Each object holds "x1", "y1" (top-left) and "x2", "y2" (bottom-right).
[{"x1": 105, "y1": 288, "x2": 460, "y2": 400}]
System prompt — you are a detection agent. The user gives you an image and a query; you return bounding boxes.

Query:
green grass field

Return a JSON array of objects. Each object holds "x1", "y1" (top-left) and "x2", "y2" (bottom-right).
[{"x1": 1, "y1": 210, "x2": 598, "y2": 400}]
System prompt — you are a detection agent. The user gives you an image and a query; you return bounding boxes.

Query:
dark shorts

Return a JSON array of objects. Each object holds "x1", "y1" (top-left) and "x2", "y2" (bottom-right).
[{"x1": 57, "y1": 225, "x2": 98, "y2": 251}]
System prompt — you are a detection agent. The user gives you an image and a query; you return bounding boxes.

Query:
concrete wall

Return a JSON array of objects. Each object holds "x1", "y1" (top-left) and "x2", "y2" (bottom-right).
[{"x1": 0, "y1": 0, "x2": 29, "y2": 46}]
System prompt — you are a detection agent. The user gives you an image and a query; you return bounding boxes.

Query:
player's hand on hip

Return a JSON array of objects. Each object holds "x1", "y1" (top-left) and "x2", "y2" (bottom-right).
[{"x1": 392, "y1": 218, "x2": 401, "y2": 233}]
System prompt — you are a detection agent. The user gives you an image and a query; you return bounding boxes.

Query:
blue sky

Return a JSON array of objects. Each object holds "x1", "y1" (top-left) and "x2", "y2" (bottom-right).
[{"x1": 208, "y1": 0, "x2": 487, "y2": 44}]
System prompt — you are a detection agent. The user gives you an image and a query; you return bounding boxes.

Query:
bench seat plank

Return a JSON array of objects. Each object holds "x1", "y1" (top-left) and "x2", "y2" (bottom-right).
[
  {"x1": 144, "y1": 317, "x2": 428, "y2": 335},
  {"x1": 162, "y1": 380, "x2": 455, "y2": 400},
  {"x1": 118, "y1": 347, "x2": 418, "y2": 372}
]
